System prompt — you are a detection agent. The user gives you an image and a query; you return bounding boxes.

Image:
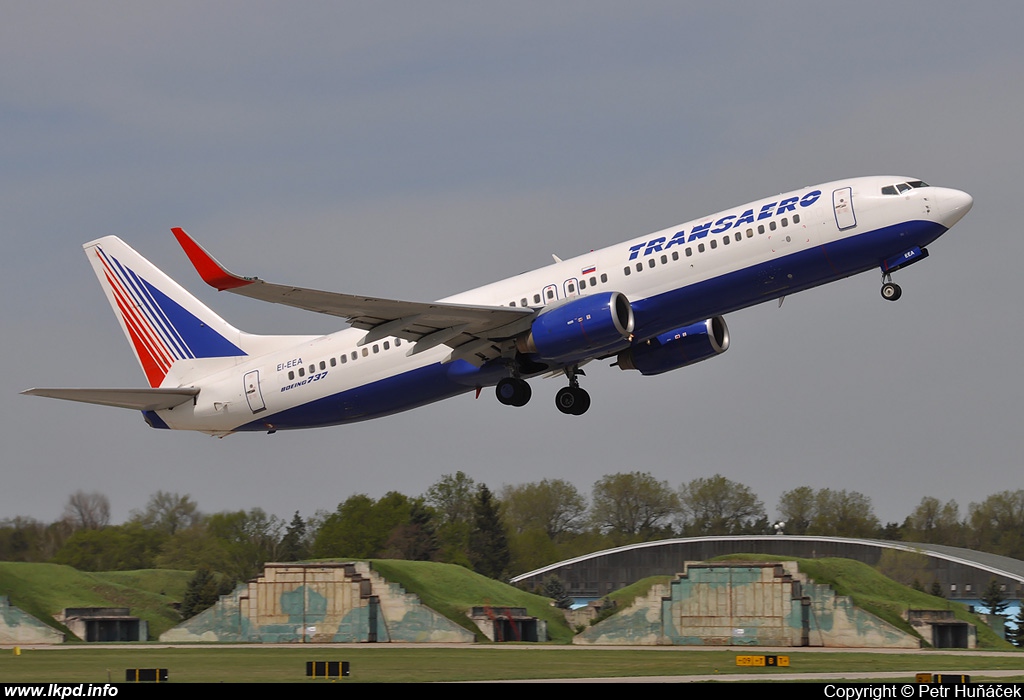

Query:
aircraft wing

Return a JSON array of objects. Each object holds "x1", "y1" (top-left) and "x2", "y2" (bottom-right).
[
  {"x1": 172, "y1": 229, "x2": 535, "y2": 365},
  {"x1": 21, "y1": 387, "x2": 199, "y2": 411}
]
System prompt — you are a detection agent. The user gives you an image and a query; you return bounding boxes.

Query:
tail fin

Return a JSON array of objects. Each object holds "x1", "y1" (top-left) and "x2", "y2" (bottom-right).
[{"x1": 85, "y1": 236, "x2": 254, "y2": 387}]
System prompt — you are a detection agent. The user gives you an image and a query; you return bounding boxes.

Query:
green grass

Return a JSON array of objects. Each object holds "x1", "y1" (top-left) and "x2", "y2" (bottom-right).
[
  {"x1": 368, "y1": 559, "x2": 575, "y2": 643},
  {"x1": 0, "y1": 563, "x2": 190, "y2": 640},
  {"x1": 712, "y1": 555, "x2": 1014, "y2": 650},
  {"x1": 1, "y1": 647, "x2": 1022, "y2": 683}
]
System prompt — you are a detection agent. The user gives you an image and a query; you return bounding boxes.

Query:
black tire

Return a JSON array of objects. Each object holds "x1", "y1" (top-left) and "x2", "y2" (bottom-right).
[{"x1": 881, "y1": 282, "x2": 902, "y2": 301}]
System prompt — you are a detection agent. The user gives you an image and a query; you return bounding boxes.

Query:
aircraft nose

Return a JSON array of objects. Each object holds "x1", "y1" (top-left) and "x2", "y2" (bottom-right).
[{"x1": 938, "y1": 188, "x2": 973, "y2": 228}]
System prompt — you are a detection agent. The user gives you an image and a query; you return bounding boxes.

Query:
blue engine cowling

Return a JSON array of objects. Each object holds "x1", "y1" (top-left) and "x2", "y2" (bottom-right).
[
  {"x1": 616, "y1": 317, "x2": 730, "y2": 376},
  {"x1": 516, "y1": 292, "x2": 635, "y2": 364}
]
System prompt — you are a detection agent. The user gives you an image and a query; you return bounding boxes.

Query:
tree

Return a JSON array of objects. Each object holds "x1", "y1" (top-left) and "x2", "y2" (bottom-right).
[
  {"x1": 180, "y1": 567, "x2": 233, "y2": 619},
  {"x1": 590, "y1": 471, "x2": 678, "y2": 539},
  {"x1": 677, "y1": 474, "x2": 765, "y2": 536},
  {"x1": 279, "y1": 511, "x2": 308, "y2": 561},
  {"x1": 903, "y1": 497, "x2": 962, "y2": 546},
  {"x1": 542, "y1": 575, "x2": 574, "y2": 609},
  {"x1": 468, "y1": 484, "x2": 510, "y2": 580},
  {"x1": 130, "y1": 491, "x2": 201, "y2": 535},
  {"x1": 51, "y1": 522, "x2": 164, "y2": 571},
  {"x1": 381, "y1": 500, "x2": 438, "y2": 561},
  {"x1": 777, "y1": 486, "x2": 815, "y2": 535},
  {"x1": 424, "y1": 472, "x2": 477, "y2": 564},
  {"x1": 807, "y1": 489, "x2": 880, "y2": 537},
  {"x1": 980, "y1": 578, "x2": 1009, "y2": 618},
  {"x1": 1009, "y1": 608, "x2": 1024, "y2": 648},
  {"x1": 62, "y1": 491, "x2": 110, "y2": 531},
  {"x1": 205, "y1": 508, "x2": 285, "y2": 582},
  {"x1": 967, "y1": 490, "x2": 1024, "y2": 559},
  {"x1": 312, "y1": 492, "x2": 413, "y2": 559},
  {"x1": 500, "y1": 479, "x2": 587, "y2": 540}
]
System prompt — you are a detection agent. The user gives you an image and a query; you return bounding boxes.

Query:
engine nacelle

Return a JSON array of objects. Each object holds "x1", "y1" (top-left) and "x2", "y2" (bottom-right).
[
  {"x1": 616, "y1": 316, "x2": 729, "y2": 376},
  {"x1": 516, "y1": 292, "x2": 634, "y2": 364}
]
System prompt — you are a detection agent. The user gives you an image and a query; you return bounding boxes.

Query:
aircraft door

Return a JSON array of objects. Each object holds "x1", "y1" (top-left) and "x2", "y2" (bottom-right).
[
  {"x1": 243, "y1": 370, "x2": 267, "y2": 414},
  {"x1": 833, "y1": 187, "x2": 857, "y2": 230},
  {"x1": 563, "y1": 278, "x2": 580, "y2": 298},
  {"x1": 541, "y1": 284, "x2": 559, "y2": 305}
]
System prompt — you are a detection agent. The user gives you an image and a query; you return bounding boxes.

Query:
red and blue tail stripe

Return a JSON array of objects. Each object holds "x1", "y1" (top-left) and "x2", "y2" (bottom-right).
[{"x1": 93, "y1": 245, "x2": 244, "y2": 387}]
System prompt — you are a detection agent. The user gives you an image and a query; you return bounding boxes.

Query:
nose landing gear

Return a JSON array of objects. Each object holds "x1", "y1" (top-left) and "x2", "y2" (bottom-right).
[{"x1": 881, "y1": 272, "x2": 902, "y2": 301}]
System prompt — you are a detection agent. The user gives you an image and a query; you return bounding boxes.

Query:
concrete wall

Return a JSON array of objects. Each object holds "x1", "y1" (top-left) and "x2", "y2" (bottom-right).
[
  {"x1": 160, "y1": 562, "x2": 473, "y2": 643},
  {"x1": 0, "y1": 596, "x2": 64, "y2": 644},
  {"x1": 574, "y1": 562, "x2": 921, "y2": 648}
]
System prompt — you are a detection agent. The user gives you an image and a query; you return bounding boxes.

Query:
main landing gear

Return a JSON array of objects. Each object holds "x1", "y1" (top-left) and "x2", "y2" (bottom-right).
[
  {"x1": 554, "y1": 367, "x2": 590, "y2": 416},
  {"x1": 495, "y1": 376, "x2": 531, "y2": 407},
  {"x1": 880, "y1": 272, "x2": 902, "y2": 301},
  {"x1": 494, "y1": 365, "x2": 592, "y2": 415}
]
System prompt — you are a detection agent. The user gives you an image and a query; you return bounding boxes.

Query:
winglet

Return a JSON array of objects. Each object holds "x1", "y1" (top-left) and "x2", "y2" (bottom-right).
[{"x1": 171, "y1": 228, "x2": 255, "y2": 291}]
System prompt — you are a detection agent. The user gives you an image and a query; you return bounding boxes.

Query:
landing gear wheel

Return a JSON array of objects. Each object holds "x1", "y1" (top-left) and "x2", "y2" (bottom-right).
[
  {"x1": 881, "y1": 282, "x2": 902, "y2": 301},
  {"x1": 555, "y1": 386, "x2": 591, "y2": 415},
  {"x1": 495, "y1": 377, "x2": 531, "y2": 407}
]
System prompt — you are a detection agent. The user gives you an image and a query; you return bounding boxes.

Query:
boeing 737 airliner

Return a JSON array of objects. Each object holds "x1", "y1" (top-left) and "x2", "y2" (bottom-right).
[{"x1": 23, "y1": 176, "x2": 972, "y2": 435}]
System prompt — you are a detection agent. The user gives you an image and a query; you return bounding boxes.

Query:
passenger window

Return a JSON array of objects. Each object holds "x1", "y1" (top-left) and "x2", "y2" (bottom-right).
[
  {"x1": 567, "y1": 283, "x2": 576, "y2": 293},
  {"x1": 734, "y1": 232, "x2": 741, "y2": 242},
  {"x1": 781, "y1": 218, "x2": 788, "y2": 227},
  {"x1": 373, "y1": 344, "x2": 379, "y2": 354},
  {"x1": 298, "y1": 367, "x2": 305, "y2": 377},
  {"x1": 698, "y1": 243, "x2": 705, "y2": 253},
  {"x1": 351, "y1": 351, "x2": 357, "y2": 360},
  {"x1": 546, "y1": 289, "x2": 554, "y2": 300},
  {"x1": 330, "y1": 357, "x2": 336, "y2": 367},
  {"x1": 648, "y1": 258, "x2": 655, "y2": 268},
  {"x1": 793, "y1": 214, "x2": 800, "y2": 224},
  {"x1": 758, "y1": 225, "x2": 765, "y2": 234},
  {"x1": 361, "y1": 348, "x2": 368, "y2": 357},
  {"x1": 710, "y1": 239, "x2": 717, "y2": 249},
  {"x1": 746, "y1": 228, "x2": 753, "y2": 238},
  {"x1": 510, "y1": 301, "x2": 516, "y2": 307},
  {"x1": 660, "y1": 254, "x2": 668, "y2": 264},
  {"x1": 288, "y1": 371, "x2": 295, "y2": 380},
  {"x1": 340, "y1": 355, "x2": 347, "y2": 364},
  {"x1": 521, "y1": 298, "x2": 528, "y2": 307},
  {"x1": 308, "y1": 365, "x2": 315, "y2": 374},
  {"x1": 623, "y1": 266, "x2": 631, "y2": 276},
  {"x1": 395, "y1": 339, "x2": 402, "y2": 347},
  {"x1": 534, "y1": 294, "x2": 541, "y2": 304},
  {"x1": 319, "y1": 361, "x2": 326, "y2": 370},
  {"x1": 685, "y1": 247, "x2": 692, "y2": 257},
  {"x1": 579, "y1": 280, "x2": 586, "y2": 290},
  {"x1": 636, "y1": 262, "x2": 643, "y2": 272},
  {"x1": 383, "y1": 341, "x2": 390, "y2": 350},
  {"x1": 671, "y1": 251, "x2": 679, "y2": 261},
  {"x1": 769, "y1": 221, "x2": 777, "y2": 231},
  {"x1": 600, "y1": 274, "x2": 608, "y2": 283},
  {"x1": 722, "y1": 236, "x2": 730, "y2": 245},
  {"x1": 590, "y1": 276, "x2": 597, "y2": 286}
]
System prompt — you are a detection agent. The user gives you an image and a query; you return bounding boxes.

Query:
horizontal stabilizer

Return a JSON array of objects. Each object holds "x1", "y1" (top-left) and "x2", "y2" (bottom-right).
[{"x1": 21, "y1": 387, "x2": 199, "y2": 411}]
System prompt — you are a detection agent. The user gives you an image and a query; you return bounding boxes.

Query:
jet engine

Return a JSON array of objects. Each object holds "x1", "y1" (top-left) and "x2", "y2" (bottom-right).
[
  {"x1": 516, "y1": 292, "x2": 634, "y2": 364},
  {"x1": 616, "y1": 316, "x2": 729, "y2": 376}
]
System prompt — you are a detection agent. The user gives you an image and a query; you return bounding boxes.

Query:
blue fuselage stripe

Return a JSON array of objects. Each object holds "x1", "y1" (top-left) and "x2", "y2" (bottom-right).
[{"x1": 233, "y1": 219, "x2": 946, "y2": 431}]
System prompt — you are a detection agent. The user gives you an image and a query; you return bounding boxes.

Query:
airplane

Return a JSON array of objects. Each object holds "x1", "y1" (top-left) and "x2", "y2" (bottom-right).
[{"x1": 23, "y1": 176, "x2": 973, "y2": 436}]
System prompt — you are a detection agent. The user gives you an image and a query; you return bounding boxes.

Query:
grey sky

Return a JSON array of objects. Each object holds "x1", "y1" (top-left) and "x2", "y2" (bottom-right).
[{"x1": 3, "y1": 1, "x2": 1021, "y2": 528}]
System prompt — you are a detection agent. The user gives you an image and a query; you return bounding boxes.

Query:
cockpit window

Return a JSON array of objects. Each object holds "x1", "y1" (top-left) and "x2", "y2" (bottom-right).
[{"x1": 882, "y1": 180, "x2": 930, "y2": 195}]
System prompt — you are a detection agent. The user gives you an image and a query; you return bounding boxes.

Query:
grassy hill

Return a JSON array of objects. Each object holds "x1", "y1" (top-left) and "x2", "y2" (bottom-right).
[
  {"x1": 369, "y1": 559, "x2": 575, "y2": 642},
  {"x1": 0, "y1": 562, "x2": 190, "y2": 640}
]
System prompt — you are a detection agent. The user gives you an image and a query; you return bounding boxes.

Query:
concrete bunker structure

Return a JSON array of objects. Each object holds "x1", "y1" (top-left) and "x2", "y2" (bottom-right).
[{"x1": 160, "y1": 561, "x2": 475, "y2": 643}]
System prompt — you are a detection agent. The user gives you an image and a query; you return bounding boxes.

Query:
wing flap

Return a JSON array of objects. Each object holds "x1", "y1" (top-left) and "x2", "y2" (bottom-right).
[{"x1": 22, "y1": 387, "x2": 199, "y2": 411}]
